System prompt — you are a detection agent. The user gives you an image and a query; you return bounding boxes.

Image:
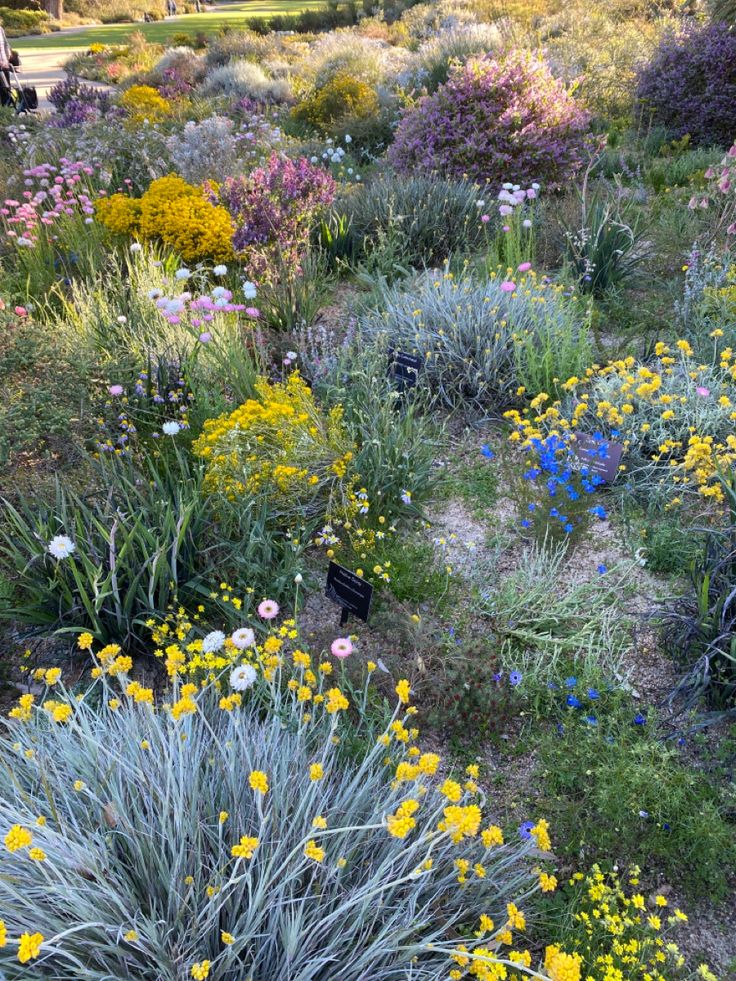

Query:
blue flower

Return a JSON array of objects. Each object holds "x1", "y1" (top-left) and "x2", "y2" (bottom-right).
[
  {"x1": 597, "y1": 564, "x2": 607, "y2": 575},
  {"x1": 528, "y1": 503, "x2": 536, "y2": 512},
  {"x1": 547, "y1": 681, "x2": 558, "y2": 690},
  {"x1": 587, "y1": 688, "x2": 600, "y2": 700},
  {"x1": 566, "y1": 694, "x2": 581, "y2": 708},
  {"x1": 589, "y1": 505, "x2": 607, "y2": 520},
  {"x1": 564, "y1": 523, "x2": 574, "y2": 534},
  {"x1": 549, "y1": 508, "x2": 559, "y2": 518},
  {"x1": 585, "y1": 715, "x2": 598, "y2": 726},
  {"x1": 634, "y1": 713, "x2": 647, "y2": 725},
  {"x1": 520, "y1": 519, "x2": 531, "y2": 529},
  {"x1": 509, "y1": 670, "x2": 523, "y2": 687},
  {"x1": 519, "y1": 821, "x2": 535, "y2": 840},
  {"x1": 556, "y1": 722, "x2": 565, "y2": 735},
  {"x1": 564, "y1": 676, "x2": 577, "y2": 688},
  {"x1": 492, "y1": 672, "x2": 503, "y2": 683},
  {"x1": 480, "y1": 444, "x2": 495, "y2": 460}
]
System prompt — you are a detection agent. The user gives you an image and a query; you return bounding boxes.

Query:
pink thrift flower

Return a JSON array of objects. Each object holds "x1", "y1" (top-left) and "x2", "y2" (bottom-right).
[
  {"x1": 500, "y1": 281, "x2": 516, "y2": 292},
  {"x1": 245, "y1": 307, "x2": 260, "y2": 318},
  {"x1": 480, "y1": 214, "x2": 490, "y2": 223},
  {"x1": 502, "y1": 225, "x2": 510, "y2": 232},
  {"x1": 696, "y1": 386, "x2": 710, "y2": 397},
  {"x1": 199, "y1": 332, "x2": 212, "y2": 344},
  {"x1": 257, "y1": 599, "x2": 280, "y2": 620},
  {"x1": 330, "y1": 637, "x2": 353, "y2": 659},
  {"x1": 517, "y1": 262, "x2": 532, "y2": 272},
  {"x1": 108, "y1": 384, "x2": 124, "y2": 396}
]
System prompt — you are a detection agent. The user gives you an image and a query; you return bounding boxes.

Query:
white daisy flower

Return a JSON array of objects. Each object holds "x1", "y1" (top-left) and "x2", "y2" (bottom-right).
[
  {"x1": 231, "y1": 627, "x2": 255, "y2": 650},
  {"x1": 202, "y1": 630, "x2": 226, "y2": 653},
  {"x1": 48, "y1": 535, "x2": 75, "y2": 560},
  {"x1": 230, "y1": 663, "x2": 257, "y2": 691}
]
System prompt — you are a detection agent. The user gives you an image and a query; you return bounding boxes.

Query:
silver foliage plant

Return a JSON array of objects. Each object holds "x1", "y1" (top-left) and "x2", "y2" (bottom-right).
[{"x1": 0, "y1": 662, "x2": 548, "y2": 980}]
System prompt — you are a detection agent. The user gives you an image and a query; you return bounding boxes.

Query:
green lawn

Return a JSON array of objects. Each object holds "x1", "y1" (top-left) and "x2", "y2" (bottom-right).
[{"x1": 12, "y1": 0, "x2": 330, "y2": 50}]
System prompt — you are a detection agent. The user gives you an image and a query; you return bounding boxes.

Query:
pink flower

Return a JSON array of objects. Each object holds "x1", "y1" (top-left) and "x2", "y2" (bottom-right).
[
  {"x1": 696, "y1": 386, "x2": 710, "y2": 397},
  {"x1": 330, "y1": 637, "x2": 353, "y2": 659},
  {"x1": 502, "y1": 225, "x2": 510, "y2": 232},
  {"x1": 257, "y1": 599, "x2": 280, "y2": 620},
  {"x1": 499, "y1": 204, "x2": 513, "y2": 216},
  {"x1": 14, "y1": 306, "x2": 27, "y2": 317},
  {"x1": 480, "y1": 214, "x2": 490, "y2": 223},
  {"x1": 245, "y1": 307, "x2": 260, "y2": 318},
  {"x1": 500, "y1": 281, "x2": 516, "y2": 292},
  {"x1": 517, "y1": 262, "x2": 532, "y2": 272},
  {"x1": 199, "y1": 332, "x2": 212, "y2": 344},
  {"x1": 108, "y1": 384, "x2": 124, "y2": 396}
]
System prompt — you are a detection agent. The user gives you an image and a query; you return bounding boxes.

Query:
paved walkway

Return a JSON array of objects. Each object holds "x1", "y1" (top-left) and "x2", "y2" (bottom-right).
[{"x1": 13, "y1": 46, "x2": 87, "y2": 110}]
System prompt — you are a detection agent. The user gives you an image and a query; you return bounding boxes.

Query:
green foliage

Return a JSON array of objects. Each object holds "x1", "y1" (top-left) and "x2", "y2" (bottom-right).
[
  {"x1": 293, "y1": 72, "x2": 379, "y2": 135},
  {"x1": 0, "y1": 451, "x2": 305, "y2": 647},
  {"x1": 0, "y1": 5, "x2": 50, "y2": 34},
  {"x1": 562, "y1": 181, "x2": 650, "y2": 296},
  {"x1": 333, "y1": 175, "x2": 485, "y2": 272},
  {"x1": 535, "y1": 705, "x2": 736, "y2": 899},
  {"x1": 0, "y1": 318, "x2": 93, "y2": 478},
  {"x1": 418, "y1": 636, "x2": 518, "y2": 752},
  {"x1": 258, "y1": 251, "x2": 335, "y2": 333},
  {"x1": 476, "y1": 542, "x2": 632, "y2": 685}
]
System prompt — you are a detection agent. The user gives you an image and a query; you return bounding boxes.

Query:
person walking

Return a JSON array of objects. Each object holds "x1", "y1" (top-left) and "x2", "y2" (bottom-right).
[{"x1": 0, "y1": 23, "x2": 12, "y2": 108}]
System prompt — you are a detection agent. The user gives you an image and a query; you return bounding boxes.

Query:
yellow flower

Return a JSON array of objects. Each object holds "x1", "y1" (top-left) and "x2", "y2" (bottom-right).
[
  {"x1": 539, "y1": 871, "x2": 557, "y2": 892},
  {"x1": 17, "y1": 932, "x2": 43, "y2": 964},
  {"x1": 124, "y1": 930, "x2": 139, "y2": 942},
  {"x1": 386, "y1": 799, "x2": 419, "y2": 839},
  {"x1": 439, "y1": 779, "x2": 463, "y2": 803},
  {"x1": 304, "y1": 839, "x2": 325, "y2": 863},
  {"x1": 77, "y1": 632, "x2": 94, "y2": 651},
  {"x1": 312, "y1": 815, "x2": 327, "y2": 829},
  {"x1": 28, "y1": 848, "x2": 46, "y2": 862},
  {"x1": 248, "y1": 770, "x2": 269, "y2": 794},
  {"x1": 309, "y1": 763, "x2": 324, "y2": 781},
  {"x1": 73, "y1": 780, "x2": 86, "y2": 792},
  {"x1": 221, "y1": 931, "x2": 234, "y2": 945},
  {"x1": 218, "y1": 811, "x2": 229, "y2": 824},
  {"x1": 530, "y1": 818, "x2": 551, "y2": 851},
  {"x1": 231, "y1": 836, "x2": 259, "y2": 860},
  {"x1": 544, "y1": 944, "x2": 582, "y2": 981},
  {"x1": 506, "y1": 902, "x2": 526, "y2": 930},
  {"x1": 190, "y1": 960, "x2": 210, "y2": 980},
  {"x1": 4, "y1": 824, "x2": 32, "y2": 852},
  {"x1": 395, "y1": 679, "x2": 411, "y2": 704}
]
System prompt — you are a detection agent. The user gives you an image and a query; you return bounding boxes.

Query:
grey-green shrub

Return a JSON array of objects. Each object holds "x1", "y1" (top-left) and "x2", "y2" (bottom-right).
[
  {"x1": 0, "y1": 666, "x2": 544, "y2": 979},
  {"x1": 199, "y1": 60, "x2": 292, "y2": 103},
  {"x1": 360, "y1": 267, "x2": 591, "y2": 412},
  {"x1": 333, "y1": 174, "x2": 486, "y2": 271}
]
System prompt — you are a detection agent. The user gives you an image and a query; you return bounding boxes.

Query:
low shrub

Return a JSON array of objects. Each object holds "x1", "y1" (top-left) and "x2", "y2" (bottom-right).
[
  {"x1": 118, "y1": 83, "x2": 172, "y2": 123},
  {"x1": 96, "y1": 174, "x2": 235, "y2": 264},
  {"x1": 293, "y1": 72, "x2": 380, "y2": 135},
  {"x1": 359, "y1": 267, "x2": 590, "y2": 413},
  {"x1": 0, "y1": 6, "x2": 50, "y2": 35},
  {"x1": 0, "y1": 641, "x2": 554, "y2": 979},
  {"x1": 636, "y1": 22, "x2": 736, "y2": 148},
  {"x1": 535, "y1": 701, "x2": 736, "y2": 899},
  {"x1": 331, "y1": 174, "x2": 485, "y2": 270},
  {"x1": 658, "y1": 505, "x2": 736, "y2": 710},
  {"x1": 389, "y1": 50, "x2": 591, "y2": 190},
  {"x1": 193, "y1": 372, "x2": 355, "y2": 521},
  {"x1": 209, "y1": 154, "x2": 335, "y2": 281},
  {"x1": 199, "y1": 59, "x2": 292, "y2": 103},
  {"x1": 166, "y1": 116, "x2": 241, "y2": 186},
  {"x1": 540, "y1": 865, "x2": 718, "y2": 980},
  {"x1": 504, "y1": 338, "x2": 736, "y2": 506}
]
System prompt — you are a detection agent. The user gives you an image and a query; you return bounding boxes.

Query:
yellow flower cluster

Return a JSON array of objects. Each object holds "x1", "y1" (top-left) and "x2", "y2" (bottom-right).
[
  {"x1": 119, "y1": 84, "x2": 172, "y2": 123},
  {"x1": 96, "y1": 174, "x2": 235, "y2": 264},
  {"x1": 504, "y1": 338, "x2": 736, "y2": 505},
  {"x1": 560, "y1": 865, "x2": 712, "y2": 981},
  {"x1": 193, "y1": 373, "x2": 355, "y2": 513}
]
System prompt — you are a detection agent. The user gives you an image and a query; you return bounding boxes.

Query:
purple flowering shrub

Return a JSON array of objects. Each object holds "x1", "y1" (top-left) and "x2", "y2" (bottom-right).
[
  {"x1": 388, "y1": 50, "x2": 591, "y2": 189},
  {"x1": 209, "y1": 153, "x2": 335, "y2": 280},
  {"x1": 636, "y1": 23, "x2": 736, "y2": 148},
  {"x1": 48, "y1": 76, "x2": 117, "y2": 128}
]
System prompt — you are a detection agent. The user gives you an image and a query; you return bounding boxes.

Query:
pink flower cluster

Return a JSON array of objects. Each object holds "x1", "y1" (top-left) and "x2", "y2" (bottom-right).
[
  {"x1": 689, "y1": 143, "x2": 736, "y2": 237},
  {"x1": 1, "y1": 159, "x2": 104, "y2": 247},
  {"x1": 149, "y1": 285, "x2": 259, "y2": 339}
]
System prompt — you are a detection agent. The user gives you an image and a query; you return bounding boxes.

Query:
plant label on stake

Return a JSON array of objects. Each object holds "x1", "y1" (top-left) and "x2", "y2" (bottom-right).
[
  {"x1": 388, "y1": 349, "x2": 422, "y2": 393},
  {"x1": 325, "y1": 561, "x2": 373, "y2": 627},
  {"x1": 571, "y1": 432, "x2": 624, "y2": 484}
]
